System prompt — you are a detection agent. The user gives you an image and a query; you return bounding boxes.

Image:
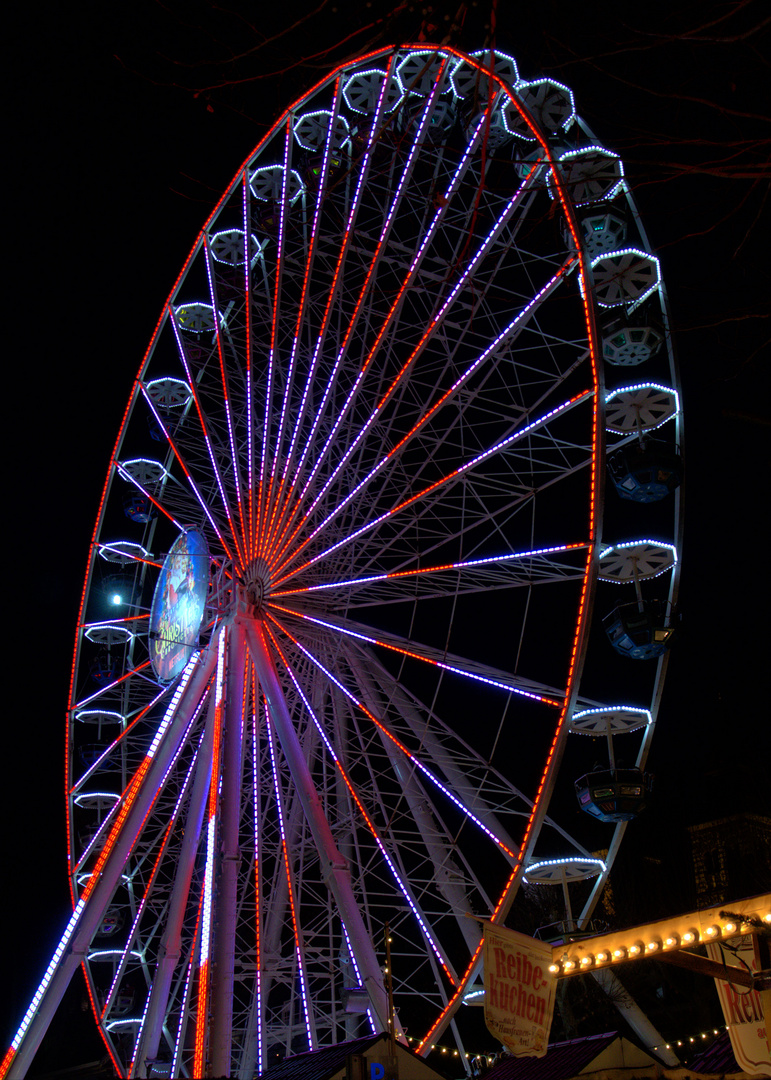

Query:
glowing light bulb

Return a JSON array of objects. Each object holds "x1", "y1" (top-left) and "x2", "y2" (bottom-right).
[{"x1": 112, "y1": 594, "x2": 122, "y2": 605}]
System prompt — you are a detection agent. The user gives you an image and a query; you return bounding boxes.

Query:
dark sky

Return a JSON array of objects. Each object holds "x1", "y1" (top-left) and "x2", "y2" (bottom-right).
[{"x1": 4, "y1": 0, "x2": 768, "y2": 1070}]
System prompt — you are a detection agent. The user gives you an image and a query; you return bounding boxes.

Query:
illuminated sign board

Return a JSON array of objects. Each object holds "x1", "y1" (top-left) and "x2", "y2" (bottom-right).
[
  {"x1": 483, "y1": 923, "x2": 557, "y2": 1057},
  {"x1": 708, "y1": 937, "x2": 771, "y2": 1077},
  {"x1": 150, "y1": 530, "x2": 209, "y2": 683}
]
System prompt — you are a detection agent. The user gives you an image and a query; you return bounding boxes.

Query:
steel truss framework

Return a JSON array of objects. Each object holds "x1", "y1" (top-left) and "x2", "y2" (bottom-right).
[{"x1": 4, "y1": 44, "x2": 683, "y2": 1080}]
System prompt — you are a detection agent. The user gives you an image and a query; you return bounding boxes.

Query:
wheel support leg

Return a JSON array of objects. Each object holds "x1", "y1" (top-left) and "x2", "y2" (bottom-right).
[
  {"x1": 3, "y1": 647, "x2": 218, "y2": 1080},
  {"x1": 246, "y1": 619, "x2": 394, "y2": 1038},
  {"x1": 209, "y1": 621, "x2": 248, "y2": 1076},
  {"x1": 131, "y1": 685, "x2": 218, "y2": 1077}
]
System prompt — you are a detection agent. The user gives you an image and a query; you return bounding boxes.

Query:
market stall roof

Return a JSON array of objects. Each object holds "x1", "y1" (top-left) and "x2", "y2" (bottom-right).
[{"x1": 259, "y1": 1033, "x2": 453, "y2": 1080}]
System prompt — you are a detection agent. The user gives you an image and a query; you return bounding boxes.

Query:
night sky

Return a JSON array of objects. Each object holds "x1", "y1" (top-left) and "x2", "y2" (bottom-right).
[{"x1": 4, "y1": 0, "x2": 768, "y2": 1072}]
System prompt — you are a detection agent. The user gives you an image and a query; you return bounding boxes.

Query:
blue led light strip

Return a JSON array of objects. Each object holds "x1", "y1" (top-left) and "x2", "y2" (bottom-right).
[
  {"x1": 267, "y1": 627, "x2": 459, "y2": 981},
  {"x1": 272, "y1": 541, "x2": 588, "y2": 597},
  {"x1": 273, "y1": 390, "x2": 592, "y2": 589}
]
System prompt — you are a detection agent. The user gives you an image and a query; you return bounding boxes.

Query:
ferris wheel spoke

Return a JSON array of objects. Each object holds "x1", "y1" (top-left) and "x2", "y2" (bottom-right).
[
  {"x1": 69, "y1": 683, "x2": 174, "y2": 797},
  {"x1": 265, "y1": 101, "x2": 511, "y2": 557},
  {"x1": 263, "y1": 62, "x2": 455, "y2": 556},
  {"x1": 202, "y1": 238, "x2": 250, "y2": 561},
  {"x1": 271, "y1": 554, "x2": 588, "y2": 637},
  {"x1": 239, "y1": 176, "x2": 259, "y2": 564},
  {"x1": 358, "y1": 434, "x2": 595, "y2": 589},
  {"x1": 256, "y1": 63, "x2": 400, "y2": 566},
  {"x1": 114, "y1": 459, "x2": 186, "y2": 534},
  {"x1": 77, "y1": 672, "x2": 209, "y2": 904},
  {"x1": 258, "y1": 117, "x2": 303, "y2": 554},
  {"x1": 324, "y1": 696, "x2": 487, "y2": 1004},
  {"x1": 346, "y1": 651, "x2": 499, "y2": 934},
  {"x1": 272, "y1": 541, "x2": 589, "y2": 608},
  {"x1": 268, "y1": 256, "x2": 574, "y2": 571},
  {"x1": 332, "y1": 332, "x2": 593, "y2": 567},
  {"x1": 292, "y1": 222, "x2": 569, "y2": 530},
  {"x1": 268, "y1": 164, "x2": 550, "y2": 566},
  {"x1": 169, "y1": 311, "x2": 251, "y2": 564},
  {"x1": 269, "y1": 623, "x2": 551, "y2": 858},
  {"x1": 280, "y1": 380, "x2": 589, "y2": 590},
  {"x1": 268, "y1": 629, "x2": 461, "y2": 987},
  {"x1": 270, "y1": 608, "x2": 564, "y2": 709},
  {"x1": 96, "y1": 542, "x2": 163, "y2": 570},
  {"x1": 259, "y1": 78, "x2": 350, "y2": 552},
  {"x1": 73, "y1": 660, "x2": 155, "y2": 712},
  {"x1": 347, "y1": 335, "x2": 591, "y2": 533},
  {"x1": 139, "y1": 383, "x2": 244, "y2": 567},
  {"x1": 271, "y1": 389, "x2": 591, "y2": 588},
  {"x1": 352, "y1": 647, "x2": 597, "y2": 861}
]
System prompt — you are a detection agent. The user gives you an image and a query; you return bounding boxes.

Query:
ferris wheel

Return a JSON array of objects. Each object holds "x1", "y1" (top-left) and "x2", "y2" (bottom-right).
[{"x1": 4, "y1": 44, "x2": 683, "y2": 1080}]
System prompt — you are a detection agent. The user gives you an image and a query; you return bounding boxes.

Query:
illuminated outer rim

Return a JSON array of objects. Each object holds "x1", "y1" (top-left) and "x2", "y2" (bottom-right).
[{"x1": 3, "y1": 43, "x2": 684, "y2": 1080}]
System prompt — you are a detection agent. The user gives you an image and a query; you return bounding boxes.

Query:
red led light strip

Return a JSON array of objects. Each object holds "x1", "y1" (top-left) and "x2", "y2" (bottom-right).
[
  {"x1": 257, "y1": 118, "x2": 296, "y2": 559},
  {"x1": 73, "y1": 659, "x2": 153, "y2": 712},
  {"x1": 203, "y1": 236, "x2": 249, "y2": 567},
  {"x1": 266, "y1": 626, "x2": 459, "y2": 986},
  {"x1": 140, "y1": 383, "x2": 241, "y2": 569},
  {"x1": 264, "y1": 58, "x2": 452, "y2": 562},
  {"x1": 193, "y1": 638, "x2": 227, "y2": 1077},
  {"x1": 259, "y1": 57, "x2": 402, "y2": 558},
  {"x1": 272, "y1": 389, "x2": 591, "y2": 589},
  {"x1": 242, "y1": 175, "x2": 255, "y2": 562},
  {"x1": 260, "y1": 82, "x2": 346, "y2": 556},
  {"x1": 266, "y1": 243, "x2": 571, "y2": 578},
  {"x1": 415, "y1": 45, "x2": 602, "y2": 1054},
  {"x1": 266, "y1": 163, "x2": 551, "y2": 571},
  {"x1": 272, "y1": 541, "x2": 589, "y2": 598},
  {"x1": 269, "y1": 607, "x2": 561, "y2": 709}
]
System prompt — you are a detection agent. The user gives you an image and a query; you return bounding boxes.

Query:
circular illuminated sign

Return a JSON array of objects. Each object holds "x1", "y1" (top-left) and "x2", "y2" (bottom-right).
[{"x1": 149, "y1": 530, "x2": 209, "y2": 683}]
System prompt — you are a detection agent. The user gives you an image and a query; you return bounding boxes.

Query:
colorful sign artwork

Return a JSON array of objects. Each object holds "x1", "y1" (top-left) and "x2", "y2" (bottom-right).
[
  {"x1": 483, "y1": 923, "x2": 557, "y2": 1057},
  {"x1": 708, "y1": 937, "x2": 771, "y2": 1077},
  {"x1": 150, "y1": 530, "x2": 209, "y2": 683}
]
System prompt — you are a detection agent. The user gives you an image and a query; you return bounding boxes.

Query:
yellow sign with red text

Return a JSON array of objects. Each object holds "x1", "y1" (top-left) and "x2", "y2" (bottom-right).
[{"x1": 483, "y1": 924, "x2": 557, "y2": 1057}]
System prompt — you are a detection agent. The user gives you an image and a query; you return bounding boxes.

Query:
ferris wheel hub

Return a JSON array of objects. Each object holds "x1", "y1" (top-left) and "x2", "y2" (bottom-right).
[{"x1": 240, "y1": 557, "x2": 273, "y2": 615}]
